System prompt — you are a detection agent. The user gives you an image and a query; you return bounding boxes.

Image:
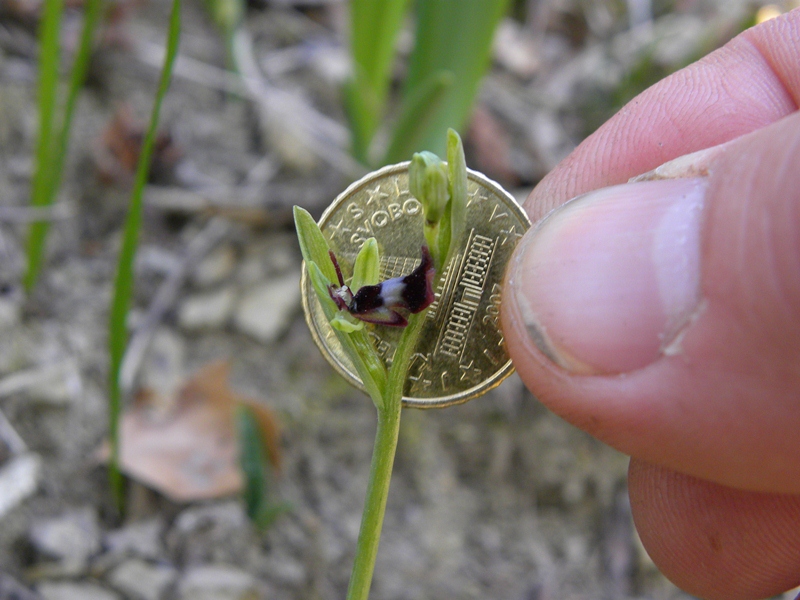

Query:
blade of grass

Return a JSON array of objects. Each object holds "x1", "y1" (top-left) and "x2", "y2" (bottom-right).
[
  {"x1": 107, "y1": 0, "x2": 181, "y2": 509},
  {"x1": 346, "y1": 0, "x2": 410, "y2": 163},
  {"x1": 400, "y1": 0, "x2": 510, "y2": 157},
  {"x1": 25, "y1": 0, "x2": 105, "y2": 291},
  {"x1": 25, "y1": 0, "x2": 65, "y2": 292}
]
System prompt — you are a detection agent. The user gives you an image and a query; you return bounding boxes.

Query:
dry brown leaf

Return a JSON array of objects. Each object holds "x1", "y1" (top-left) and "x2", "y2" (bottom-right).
[
  {"x1": 116, "y1": 360, "x2": 281, "y2": 502},
  {"x1": 94, "y1": 104, "x2": 182, "y2": 186}
]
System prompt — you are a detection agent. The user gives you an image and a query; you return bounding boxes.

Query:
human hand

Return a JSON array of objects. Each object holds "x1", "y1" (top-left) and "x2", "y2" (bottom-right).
[{"x1": 501, "y1": 9, "x2": 800, "y2": 600}]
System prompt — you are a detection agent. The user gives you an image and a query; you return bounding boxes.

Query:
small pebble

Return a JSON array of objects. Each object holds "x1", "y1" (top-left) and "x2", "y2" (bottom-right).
[
  {"x1": 233, "y1": 273, "x2": 301, "y2": 343},
  {"x1": 177, "y1": 565, "x2": 258, "y2": 600},
  {"x1": 37, "y1": 582, "x2": 120, "y2": 600},
  {"x1": 29, "y1": 507, "x2": 101, "y2": 565},
  {"x1": 107, "y1": 558, "x2": 176, "y2": 600},
  {"x1": 192, "y1": 245, "x2": 237, "y2": 288},
  {"x1": 178, "y1": 287, "x2": 237, "y2": 331}
]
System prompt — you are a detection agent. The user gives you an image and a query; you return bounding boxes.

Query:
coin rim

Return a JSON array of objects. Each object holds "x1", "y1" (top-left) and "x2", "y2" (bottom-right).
[{"x1": 300, "y1": 162, "x2": 530, "y2": 408}]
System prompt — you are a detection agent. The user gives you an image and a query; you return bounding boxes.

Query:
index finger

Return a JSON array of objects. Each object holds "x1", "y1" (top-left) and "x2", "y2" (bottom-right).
[{"x1": 526, "y1": 8, "x2": 800, "y2": 222}]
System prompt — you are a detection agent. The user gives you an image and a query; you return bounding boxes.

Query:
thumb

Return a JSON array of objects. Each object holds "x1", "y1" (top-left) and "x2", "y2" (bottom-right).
[{"x1": 501, "y1": 111, "x2": 800, "y2": 494}]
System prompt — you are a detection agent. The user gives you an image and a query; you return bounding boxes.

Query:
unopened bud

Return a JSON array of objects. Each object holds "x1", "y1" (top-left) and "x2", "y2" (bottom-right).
[{"x1": 409, "y1": 151, "x2": 450, "y2": 224}]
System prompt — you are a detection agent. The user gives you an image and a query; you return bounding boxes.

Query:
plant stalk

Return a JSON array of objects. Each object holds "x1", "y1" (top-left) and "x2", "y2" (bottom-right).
[
  {"x1": 345, "y1": 399, "x2": 401, "y2": 600},
  {"x1": 346, "y1": 311, "x2": 426, "y2": 600}
]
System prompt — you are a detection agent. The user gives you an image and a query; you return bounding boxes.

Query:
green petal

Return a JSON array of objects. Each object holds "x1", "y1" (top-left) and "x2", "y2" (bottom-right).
[
  {"x1": 331, "y1": 313, "x2": 366, "y2": 332},
  {"x1": 351, "y1": 237, "x2": 381, "y2": 292}
]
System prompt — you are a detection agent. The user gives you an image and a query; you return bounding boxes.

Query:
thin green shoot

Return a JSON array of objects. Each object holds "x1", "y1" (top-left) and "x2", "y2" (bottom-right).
[
  {"x1": 107, "y1": 0, "x2": 181, "y2": 510},
  {"x1": 25, "y1": 0, "x2": 105, "y2": 291},
  {"x1": 25, "y1": 0, "x2": 65, "y2": 292}
]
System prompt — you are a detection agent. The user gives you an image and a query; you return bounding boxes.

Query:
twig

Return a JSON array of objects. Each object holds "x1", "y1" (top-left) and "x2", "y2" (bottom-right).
[
  {"x1": 0, "y1": 362, "x2": 78, "y2": 400},
  {"x1": 119, "y1": 217, "x2": 230, "y2": 395},
  {"x1": 143, "y1": 186, "x2": 287, "y2": 226},
  {"x1": 0, "y1": 409, "x2": 27, "y2": 455},
  {"x1": 0, "y1": 202, "x2": 76, "y2": 223}
]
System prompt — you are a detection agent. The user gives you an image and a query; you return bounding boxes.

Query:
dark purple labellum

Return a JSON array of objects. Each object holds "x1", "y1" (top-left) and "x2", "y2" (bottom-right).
[{"x1": 327, "y1": 246, "x2": 435, "y2": 327}]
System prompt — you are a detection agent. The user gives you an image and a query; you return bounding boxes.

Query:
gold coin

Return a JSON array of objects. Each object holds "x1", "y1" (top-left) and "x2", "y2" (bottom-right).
[{"x1": 301, "y1": 162, "x2": 530, "y2": 408}]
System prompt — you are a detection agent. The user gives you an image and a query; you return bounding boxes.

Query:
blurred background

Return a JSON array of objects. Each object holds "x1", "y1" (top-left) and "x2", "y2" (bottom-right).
[{"x1": 0, "y1": 0, "x2": 797, "y2": 598}]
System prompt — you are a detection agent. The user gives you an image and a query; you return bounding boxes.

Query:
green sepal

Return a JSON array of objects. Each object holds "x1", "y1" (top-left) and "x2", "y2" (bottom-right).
[
  {"x1": 294, "y1": 206, "x2": 339, "y2": 285},
  {"x1": 444, "y1": 128, "x2": 468, "y2": 267},
  {"x1": 306, "y1": 260, "x2": 337, "y2": 312}
]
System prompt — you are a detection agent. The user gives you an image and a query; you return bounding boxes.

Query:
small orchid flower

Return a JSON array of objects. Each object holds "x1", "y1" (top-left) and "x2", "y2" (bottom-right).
[{"x1": 327, "y1": 245, "x2": 435, "y2": 327}]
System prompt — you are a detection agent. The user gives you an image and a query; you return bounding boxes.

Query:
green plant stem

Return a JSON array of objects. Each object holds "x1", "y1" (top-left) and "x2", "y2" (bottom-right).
[
  {"x1": 346, "y1": 312, "x2": 427, "y2": 600},
  {"x1": 345, "y1": 399, "x2": 401, "y2": 600}
]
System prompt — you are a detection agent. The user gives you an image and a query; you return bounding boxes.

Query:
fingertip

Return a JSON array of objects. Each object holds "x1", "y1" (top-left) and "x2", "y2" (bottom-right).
[{"x1": 629, "y1": 460, "x2": 800, "y2": 600}]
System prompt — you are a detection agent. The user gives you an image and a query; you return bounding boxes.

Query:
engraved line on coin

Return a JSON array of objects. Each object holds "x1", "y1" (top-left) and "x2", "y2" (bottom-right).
[
  {"x1": 435, "y1": 230, "x2": 497, "y2": 361},
  {"x1": 425, "y1": 253, "x2": 458, "y2": 322}
]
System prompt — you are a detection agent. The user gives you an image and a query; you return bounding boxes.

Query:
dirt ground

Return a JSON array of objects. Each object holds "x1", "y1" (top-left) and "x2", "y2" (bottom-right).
[{"x1": 0, "y1": 1, "x2": 795, "y2": 599}]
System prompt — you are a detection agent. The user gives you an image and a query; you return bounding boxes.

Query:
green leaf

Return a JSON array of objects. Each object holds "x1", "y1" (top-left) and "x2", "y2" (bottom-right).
[
  {"x1": 350, "y1": 0, "x2": 409, "y2": 95},
  {"x1": 346, "y1": 0, "x2": 411, "y2": 162},
  {"x1": 382, "y1": 70, "x2": 453, "y2": 165},
  {"x1": 400, "y1": 0, "x2": 510, "y2": 158},
  {"x1": 343, "y1": 75, "x2": 378, "y2": 164},
  {"x1": 236, "y1": 405, "x2": 290, "y2": 529},
  {"x1": 200, "y1": 0, "x2": 242, "y2": 42},
  {"x1": 351, "y1": 237, "x2": 380, "y2": 292},
  {"x1": 293, "y1": 206, "x2": 339, "y2": 285},
  {"x1": 236, "y1": 404, "x2": 271, "y2": 521},
  {"x1": 108, "y1": 0, "x2": 181, "y2": 510}
]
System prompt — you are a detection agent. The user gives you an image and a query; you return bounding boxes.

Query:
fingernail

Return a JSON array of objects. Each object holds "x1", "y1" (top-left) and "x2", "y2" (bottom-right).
[{"x1": 510, "y1": 178, "x2": 706, "y2": 375}]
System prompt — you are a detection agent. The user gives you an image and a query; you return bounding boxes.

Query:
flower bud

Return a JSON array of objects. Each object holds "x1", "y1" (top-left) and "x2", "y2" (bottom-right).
[{"x1": 409, "y1": 151, "x2": 450, "y2": 224}]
